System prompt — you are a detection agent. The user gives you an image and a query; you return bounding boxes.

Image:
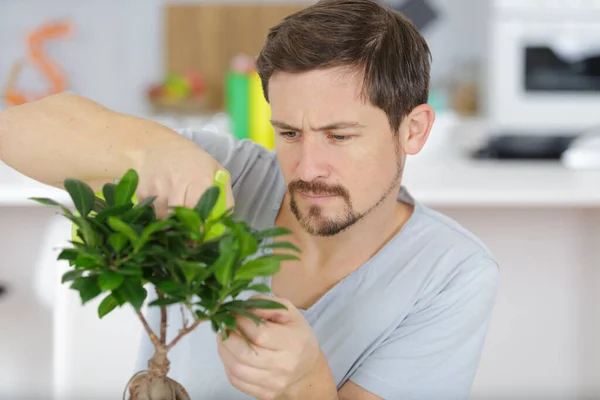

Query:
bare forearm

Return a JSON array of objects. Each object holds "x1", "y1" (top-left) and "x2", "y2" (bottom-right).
[{"x1": 0, "y1": 93, "x2": 188, "y2": 189}]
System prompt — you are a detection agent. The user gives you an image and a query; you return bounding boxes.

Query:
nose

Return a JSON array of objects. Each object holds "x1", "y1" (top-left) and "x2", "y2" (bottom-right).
[{"x1": 296, "y1": 134, "x2": 330, "y2": 182}]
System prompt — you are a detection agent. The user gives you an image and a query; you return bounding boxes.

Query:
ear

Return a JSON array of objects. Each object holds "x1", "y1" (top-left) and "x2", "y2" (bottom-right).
[{"x1": 400, "y1": 104, "x2": 435, "y2": 155}]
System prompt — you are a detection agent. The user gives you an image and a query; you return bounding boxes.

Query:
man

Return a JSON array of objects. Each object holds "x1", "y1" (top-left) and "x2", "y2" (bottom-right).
[{"x1": 0, "y1": 0, "x2": 498, "y2": 398}]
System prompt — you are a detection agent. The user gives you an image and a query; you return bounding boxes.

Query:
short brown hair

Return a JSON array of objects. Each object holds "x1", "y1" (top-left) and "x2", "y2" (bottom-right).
[{"x1": 256, "y1": 0, "x2": 432, "y2": 133}]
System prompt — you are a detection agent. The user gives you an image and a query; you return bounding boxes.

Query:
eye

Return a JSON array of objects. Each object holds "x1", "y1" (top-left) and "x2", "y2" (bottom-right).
[
  {"x1": 279, "y1": 131, "x2": 299, "y2": 140},
  {"x1": 329, "y1": 134, "x2": 350, "y2": 142}
]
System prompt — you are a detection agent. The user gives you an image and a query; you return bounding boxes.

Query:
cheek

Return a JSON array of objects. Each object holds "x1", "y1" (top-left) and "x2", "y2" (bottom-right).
[{"x1": 340, "y1": 144, "x2": 398, "y2": 200}]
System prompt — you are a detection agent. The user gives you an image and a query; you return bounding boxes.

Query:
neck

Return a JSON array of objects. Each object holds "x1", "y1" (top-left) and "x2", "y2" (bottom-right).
[{"x1": 275, "y1": 188, "x2": 413, "y2": 270}]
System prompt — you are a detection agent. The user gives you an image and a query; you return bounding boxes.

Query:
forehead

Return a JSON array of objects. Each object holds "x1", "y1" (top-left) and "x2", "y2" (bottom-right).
[{"x1": 268, "y1": 67, "x2": 367, "y2": 121}]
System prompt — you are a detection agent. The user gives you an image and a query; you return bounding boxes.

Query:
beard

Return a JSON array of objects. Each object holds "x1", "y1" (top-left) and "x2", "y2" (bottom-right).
[{"x1": 288, "y1": 159, "x2": 403, "y2": 237}]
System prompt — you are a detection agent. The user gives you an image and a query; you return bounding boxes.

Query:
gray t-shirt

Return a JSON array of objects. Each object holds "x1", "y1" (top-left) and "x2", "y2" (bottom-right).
[{"x1": 135, "y1": 129, "x2": 499, "y2": 400}]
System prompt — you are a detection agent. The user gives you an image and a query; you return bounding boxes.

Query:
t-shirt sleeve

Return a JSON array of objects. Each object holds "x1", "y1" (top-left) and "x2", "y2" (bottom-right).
[
  {"x1": 175, "y1": 128, "x2": 273, "y2": 191},
  {"x1": 349, "y1": 254, "x2": 499, "y2": 400}
]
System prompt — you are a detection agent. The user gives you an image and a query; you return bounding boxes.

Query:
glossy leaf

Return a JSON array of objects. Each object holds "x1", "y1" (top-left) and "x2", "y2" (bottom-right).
[
  {"x1": 213, "y1": 236, "x2": 237, "y2": 286},
  {"x1": 98, "y1": 293, "x2": 120, "y2": 318},
  {"x1": 103, "y1": 183, "x2": 117, "y2": 207},
  {"x1": 61, "y1": 269, "x2": 86, "y2": 283},
  {"x1": 149, "y1": 297, "x2": 181, "y2": 307},
  {"x1": 173, "y1": 207, "x2": 201, "y2": 234},
  {"x1": 71, "y1": 276, "x2": 101, "y2": 304},
  {"x1": 237, "y1": 298, "x2": 287, "y2": 310},
  {"x1": 120, "y1": 278, "x2": 147, "y2": 311},
  {"x1": 234, "y1": 254, "x2": 298, "y2": 281},
  {"x1": 178, "y1": 260, "x2": 207, "y2": 283},
  {"x1": 255, "y1": 226, "x2": 293, "y2": 241},
  {"x1": 262, "y1": 241, "x2": 301, "y2": 253},
  {"x1": 64, "y1": 178, "x2": 95, "y2": 217},
  {"x1": 108, "y1": 233, "x2": 128, "y2": 252},
  {"x1": 115, "y1": 169, "x2": 138, "y2": 206},
  {"x1": 194, "y1": 185, "x2": 220, "y2": 220},
  {"x1": 29, "y1": 197, "x2": 61, "y2": 206},
  {"x1": 247, "y1": 283, "x2": 272, "y2": 293},
  {"x1": 137, "y1": 220, "x2": 170, "y2": 250},
  {"x1": 108, "y1": 216, "x2": 139, "y2": 245},
  {"x1": 98, "y1": 270, "x2": 125, "y2": 291}
]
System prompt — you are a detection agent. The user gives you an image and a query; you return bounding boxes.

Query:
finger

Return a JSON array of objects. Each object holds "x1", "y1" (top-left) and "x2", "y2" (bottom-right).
[
  {"x1": 153, "y1": 194, "x2": 169, "y2": 219},
  {"x1": 235, "y1": 315, "x2": 291, "y2": 350},
  {"x1": 183, "y1": 180, "x2": 211, "y2": 210},
  {"x1": 225, "y1": 369, "x2": 274, "y2": 400},
  {"x1": 217, "y1": 335, "x2": 271, "y2": 382},
  {"x1": 167, "y1": 180, "x2": 188, "y2": 208},
  {"x1": 217, "y1": 330, "x2": 276, "y2": 369}
]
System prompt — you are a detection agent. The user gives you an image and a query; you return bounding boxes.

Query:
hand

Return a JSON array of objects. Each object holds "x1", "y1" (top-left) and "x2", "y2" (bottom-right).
[
  {"x1": 217, "y1": 296, "x2": 335, "y2": 400},
  {"x1": 134, "y1": 138, "x2": 234, "y2": 218}
]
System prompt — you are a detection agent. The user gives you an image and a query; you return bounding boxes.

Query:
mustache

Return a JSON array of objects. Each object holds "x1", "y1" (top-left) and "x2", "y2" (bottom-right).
[{"x1": 288, "y1": 180, "x2": 350, "y2": 200}]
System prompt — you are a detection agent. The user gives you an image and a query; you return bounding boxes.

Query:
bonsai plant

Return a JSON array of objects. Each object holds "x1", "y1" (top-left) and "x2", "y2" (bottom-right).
[{"x1": 31, "y1": 169, "x2": 299, "y2": 400}]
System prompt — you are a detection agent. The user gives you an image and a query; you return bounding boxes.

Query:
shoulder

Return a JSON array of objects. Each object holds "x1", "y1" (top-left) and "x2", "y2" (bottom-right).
[
  {"x1": 175, "y1": 128, "x2": 285, "y2": 228},
  {"x1": 399, "y1": 190, "x2": 499, "y2": 313}
]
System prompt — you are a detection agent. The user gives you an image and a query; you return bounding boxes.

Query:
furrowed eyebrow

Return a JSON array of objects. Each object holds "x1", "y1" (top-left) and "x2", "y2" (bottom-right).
[{"x1": 270, "y1": 120, "x2": 365, "y2": 132}]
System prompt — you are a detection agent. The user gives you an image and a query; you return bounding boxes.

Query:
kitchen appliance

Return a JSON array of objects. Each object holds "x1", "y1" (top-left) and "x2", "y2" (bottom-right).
[{"x1": 482, "y1": 0, "x2": 600, "y2": 135}]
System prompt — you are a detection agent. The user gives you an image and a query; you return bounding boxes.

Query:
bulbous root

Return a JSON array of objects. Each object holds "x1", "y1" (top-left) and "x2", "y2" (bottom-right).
[
  {"x1": 125, "y1": 371, "x2": 190, "y2": 400},
  {"x1": 124, "y1": 346, "x2": 189, "y2": 400}
]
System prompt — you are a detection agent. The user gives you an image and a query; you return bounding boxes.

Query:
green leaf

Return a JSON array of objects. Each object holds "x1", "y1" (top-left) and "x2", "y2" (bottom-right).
[
  {"x1": 98, "y1": 270, "x2": 125, "y2": 291},
  {"x1": 194, "y1": 185, "x2": 220, "y2": 220},
  {"x1": 247, "y1": 283, "x2": 272, "y2": 293},
  {"x1": 115, "y1": 169, "x2": 138, "y2": 206},
  {"x1": 115, "y1": 263, "x2": 143, "y2": 277},
  {"x1": 149, "y1": 297, "x2": 181, "y2": 307},
  {"x1": 262, "y1": 241, "x2": 301, "y2": 253},
  {"x1": 58, "y1": 248, "x2": 78, "y2": 262},
  {"x1": 74, "y1": 252, "x2": 103, "y2": 269},
  {"x1": 102, "y1": 183, "x2": 117, "y2": 207},
  {"x1": 214, "y1": 313, "x2": 237, "y2": 330},
  {"x1": 108, "y1": 216, "x2": 139, "y2": 245},
  {"x1": 95, "y1": 204, "x2": 132, "y2": 222},
  {"x1": 120, "y1": 278, "x2": 147, "y2": 311},
  {"x1": 109, "y1": 233, "x2": 128, "y2": 252},
  {"x1": 234, "y1": 254, "x2": 297, "y2": 281},
  {"x1": 136, "y1": 220, "x2": 170, "y2": 250},
  {"x1": 98, "y1": 293, "x2": 120, "y2": 318},
  {"x1": 158, "y1": 281, "x2": 187, "y2": 295},
  {"x1": 238, "y1": 298, "x2": 287, "y2": 310},
  {"x1": 173, "y1": 207, "x2": 201, "y2": 234},
  {"x1": 135, "y1": 195, "x2": 157, "y2": 209},
  {"x1": 256, "y1": 226, "x2": 293, "y2": 241},
  {"x1": 64, "y1": 178, "x2": 95, "y2": 217},
  {"x1": 72, "y1": 216, "x2": 98, "y2": 247},
  {"x1": 71, "y1": 276, "x2": 101, "y2": 304},
  {"x1": 93, "y1": 196, "x2": 107, "y2": 213},
  {"x1": 61, "y1": 269, "x2": 86, "y2": 283},
  {"x1": 29, "y1": 197, "x2": 61, "y2": 206},
  {"x1": 235, "y1": 226, "x2": 258, "y2": 260},
  {"x1": 178, "y1": 261, "x2": 208, "y2": 283},
  {"x1": 213, "y1": 236, "x2": 237, "y2": 286},
  {"x1": 221, "y1": 304, "x2": 264, "y2": 325}
]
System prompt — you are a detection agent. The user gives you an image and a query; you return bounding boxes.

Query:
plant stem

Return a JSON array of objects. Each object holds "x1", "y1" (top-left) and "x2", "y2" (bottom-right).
[
  {"x1": 136, "y1": 310, "x2": 160, "y2": 347},
  {"x1": 156, "y1": 290, "x2": 167, "y2": 346},
  {"x1": 166, "y1": 318, "x2": 205, "y2": 351}
]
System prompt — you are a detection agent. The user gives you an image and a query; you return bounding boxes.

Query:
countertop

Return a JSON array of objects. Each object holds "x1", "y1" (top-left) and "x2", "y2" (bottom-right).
[{"x1": 2, "y1": 156, "x2": 600, "y2": 209}]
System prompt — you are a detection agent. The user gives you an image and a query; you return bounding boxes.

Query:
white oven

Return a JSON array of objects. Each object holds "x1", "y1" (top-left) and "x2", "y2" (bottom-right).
[{"x1": 482, "y1": 0, "x2": 600, "y2": 134}]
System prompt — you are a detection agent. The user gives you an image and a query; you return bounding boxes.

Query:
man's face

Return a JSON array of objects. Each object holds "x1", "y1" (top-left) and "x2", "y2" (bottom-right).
[{"x1": 268, "y1": 67, "x2": 404, "y2": 237}]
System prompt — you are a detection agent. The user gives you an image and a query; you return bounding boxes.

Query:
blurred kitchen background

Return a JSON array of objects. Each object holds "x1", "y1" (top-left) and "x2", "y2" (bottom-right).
[{"x1": 1, "y1": 0, "x2": 599, "y2": 399}]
